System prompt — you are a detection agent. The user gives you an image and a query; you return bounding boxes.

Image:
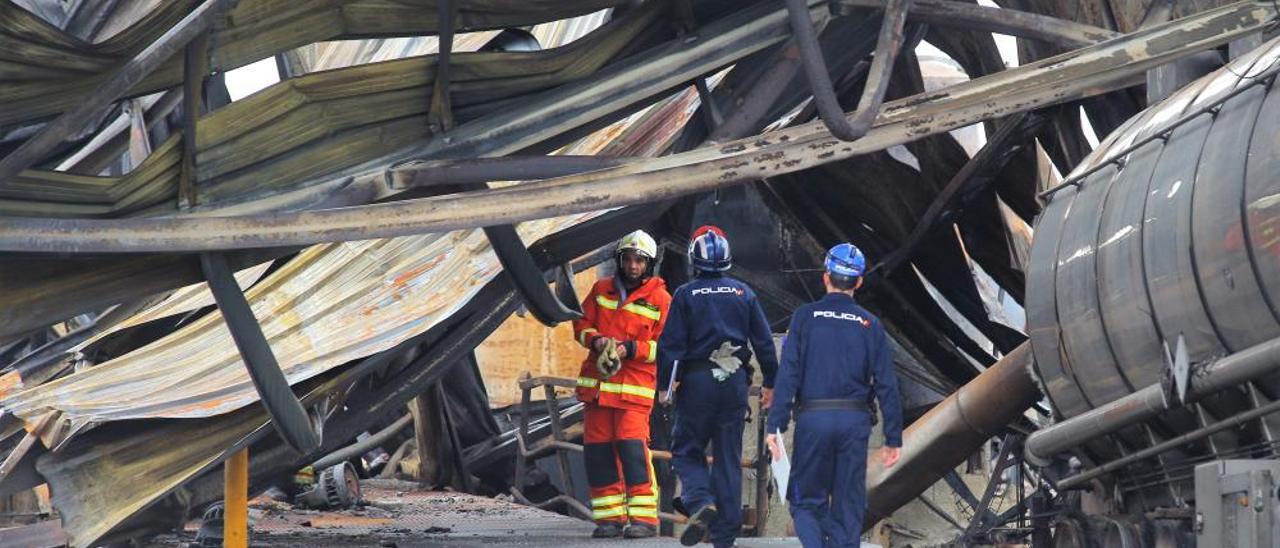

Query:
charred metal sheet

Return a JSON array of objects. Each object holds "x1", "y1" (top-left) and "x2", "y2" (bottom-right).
[
  {"x1": 0, "y1": 6, "x2": 662, "y2": 218},
  {"x1": 0, "y1": 215, "x2": 617, "y2": 427},
  {"x1": 1, "y1": 85, "x2": 699, "y2": 433},
  {"x1": 0, "y1": 0, "x2": 236, "y2": 184},
  {"x1": 4, "y1": 2, "x2": 1275, "y2": 253},
  {"x1": 0, "y1": 0, "x2": 633, "y2": 129},
  {"x1": 872, "y1": 112, "x2": 1045, "y2": 280},
  {"x1": 35, "y1": 201, "x2": 665, "y2": 548}
]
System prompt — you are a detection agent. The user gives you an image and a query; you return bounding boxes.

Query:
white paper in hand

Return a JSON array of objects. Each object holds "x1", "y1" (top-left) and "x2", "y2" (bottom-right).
[
  {"x1": 770, "y1": 429, "x2": 790, "y2": 505},
  {"x1": 665, "y1": 360, "x2": 679, "y2": 403}
]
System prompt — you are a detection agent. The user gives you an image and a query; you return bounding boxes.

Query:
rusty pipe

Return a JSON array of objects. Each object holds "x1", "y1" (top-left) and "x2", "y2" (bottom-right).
[
  {"x1": 388, "y1": 156, "x2": 631, "y2": 188},
  {"x1": 864, "y1": 343, "x2": 1037, "y2": 529}
]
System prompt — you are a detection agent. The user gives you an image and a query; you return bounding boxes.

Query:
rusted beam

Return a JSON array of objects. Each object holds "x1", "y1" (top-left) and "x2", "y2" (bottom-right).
[
  {"x1": 0, "y1": 2, "x2": 1275, "y2": 253},
  {"x1": 785, "y1": 0, "x2": 910, "y2": 141},
  {"x1": 838, "y1": 0, "x2": 1118, "y2": 48},
  {"x1": 389, "y1": 156, "x2": 630, "y2": 188},
  {"x1": 179, "y1": 31, "x2": 210, "y2": 209},
  {"x1": 0, "y1": 0, "x2": 235, "y2": 183}
]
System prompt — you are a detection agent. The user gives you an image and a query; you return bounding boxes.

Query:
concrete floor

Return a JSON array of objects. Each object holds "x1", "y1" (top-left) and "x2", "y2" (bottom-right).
[
  {"x1": 144, "y1": 480, "x2": 846, "y2": 548},
  {"x1": 144, "y1": 382, "x2": 991, "y2": 548}
]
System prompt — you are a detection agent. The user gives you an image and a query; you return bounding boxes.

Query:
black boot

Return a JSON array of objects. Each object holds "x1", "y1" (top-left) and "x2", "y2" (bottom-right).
[
  {"x1": 680, "y1": 505, "x2": 718, "y2": 546},
  {"x1": 592, "y1": 522, "x2": 625, "y2": 538},
  {"x1": 624, "y1": 522, "x2": 657, "y2": 539}
]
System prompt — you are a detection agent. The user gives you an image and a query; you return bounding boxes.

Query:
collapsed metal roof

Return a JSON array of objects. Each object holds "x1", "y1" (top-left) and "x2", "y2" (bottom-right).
[{"x1": 2, "y1": 0, "x2": 1278, "y2": 545}]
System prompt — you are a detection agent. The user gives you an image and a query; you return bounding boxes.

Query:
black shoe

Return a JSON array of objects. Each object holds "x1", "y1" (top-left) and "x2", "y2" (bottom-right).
[
  {"x1": 624, "y1": 522, "x2": 657, "y2": 539},
  {"x1": 680, "y1": 505, "x2": 718, "y2": 546},
  {"x1": 592, "y1": 522, "x2": 625, "y2": 538},
  {"x1": 672, "y1": 496, "x2": 689, "y2": 517}
]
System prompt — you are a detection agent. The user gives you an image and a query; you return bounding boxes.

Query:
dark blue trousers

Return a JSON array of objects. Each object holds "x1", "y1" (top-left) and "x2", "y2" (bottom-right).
[
  {"x1": 788, "y1": 409, "x2": 871, "y2": 548},
  {"x1": 672, "y1": 368, "x2": 747, "y2": 548}
]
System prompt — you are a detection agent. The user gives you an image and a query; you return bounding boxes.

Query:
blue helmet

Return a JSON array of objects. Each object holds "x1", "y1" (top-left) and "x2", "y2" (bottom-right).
[
  {"x1": 689, "y1": 225, "x2": 732, "y2": 272},
  {"x1": 825, "y1": 243, "x2": 866, "y2": 278}
]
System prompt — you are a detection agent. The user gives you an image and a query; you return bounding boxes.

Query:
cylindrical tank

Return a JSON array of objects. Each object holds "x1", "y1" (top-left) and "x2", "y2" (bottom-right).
[{"x1": 1027, "y1": 36, "x2": 1280, "y2": 497}]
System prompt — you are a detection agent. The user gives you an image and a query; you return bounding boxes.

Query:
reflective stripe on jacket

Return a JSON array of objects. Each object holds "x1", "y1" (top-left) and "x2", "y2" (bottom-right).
[{"x1": 573, "y1": 276, "x2": 671, "y2": 411}]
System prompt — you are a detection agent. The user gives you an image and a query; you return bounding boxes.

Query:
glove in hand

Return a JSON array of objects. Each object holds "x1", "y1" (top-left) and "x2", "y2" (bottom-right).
[
  {"x1": 709, "y1": 341, "x2": 743, "y2": 382},
  {"x1": 596, "y1": 338, "x2": 622, "y2": 378}
]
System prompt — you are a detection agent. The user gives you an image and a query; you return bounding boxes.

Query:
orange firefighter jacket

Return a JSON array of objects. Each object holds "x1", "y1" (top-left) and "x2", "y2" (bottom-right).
[{"x1": 573, "y1": 276, "x2": 672, "y2": 412}]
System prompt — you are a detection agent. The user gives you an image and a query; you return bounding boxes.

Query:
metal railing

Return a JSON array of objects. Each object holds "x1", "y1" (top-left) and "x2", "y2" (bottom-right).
[{"x1": 508, "y1": 372, "x2": 773, "y2": 535}]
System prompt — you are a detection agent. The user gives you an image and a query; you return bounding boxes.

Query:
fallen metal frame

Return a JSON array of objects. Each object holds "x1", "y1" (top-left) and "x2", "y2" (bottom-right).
[
  {"x1": 870, "y1": 111, "x2": 1047, "y2": 280},
  {"x1": 958, "y1": 434, "x2": 1025, "y2": 544},
  {"x1": 785, "y1": 0, "x2": 910, "y2": 142},
  {"x1": 508, "y1": 373, "x2": 770, "y2": 532},
  {"x1": 0, "y1": 0, "x2": 635, "y2": 130},
  {"x1": 3, "y1": 1, "x2": 1274, "y2": 252},
  {"x1": 0, "y1": 0, "x2": 236, "y2": 183},
  {"x1": 31, "y1": 202, "x2": 667, "y2": 547},
  {"x1": 200, "y1": 252, "x2": 320, "y2": 454},
  {"x1": 837, "y1": 0, "x2": 1119, "y2": 48},
  {"x1": 484, "y1": 225, "x2": 584, "y2": 326}
]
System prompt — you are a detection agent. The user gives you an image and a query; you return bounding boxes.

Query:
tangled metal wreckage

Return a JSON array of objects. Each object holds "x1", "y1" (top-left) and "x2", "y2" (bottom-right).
[{"x1": 2, "y1": 0, "x2": 1280, "y2": 546}]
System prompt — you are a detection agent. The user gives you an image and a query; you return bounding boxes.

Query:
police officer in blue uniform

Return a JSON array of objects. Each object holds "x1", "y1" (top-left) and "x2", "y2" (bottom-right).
[
  {"x1": 658, "y1": 226, "x2": 779, "y2": 547},
  {"x1": 766, "y1": 243, "x2": 903, "y2": 548}
]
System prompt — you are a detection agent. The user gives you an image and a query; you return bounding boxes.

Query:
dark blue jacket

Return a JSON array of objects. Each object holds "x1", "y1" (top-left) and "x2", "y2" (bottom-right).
[
  {"x1": 765, "y1": 292, "x2": 903, "y2": 447},
  {"x1": 657, "y1": 274, "x2": 779, "y2": 390}
]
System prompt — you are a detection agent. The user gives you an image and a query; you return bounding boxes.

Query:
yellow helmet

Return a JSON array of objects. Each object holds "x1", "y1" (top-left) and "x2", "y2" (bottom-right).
[{"x1": 616, "y1": 230, "x2": 658, "y2": 260}]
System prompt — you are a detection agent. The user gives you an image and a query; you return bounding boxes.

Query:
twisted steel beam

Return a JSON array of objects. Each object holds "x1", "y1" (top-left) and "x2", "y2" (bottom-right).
[{"x1": 0, "y1": 1, "x2": 1274, "y2": 253}]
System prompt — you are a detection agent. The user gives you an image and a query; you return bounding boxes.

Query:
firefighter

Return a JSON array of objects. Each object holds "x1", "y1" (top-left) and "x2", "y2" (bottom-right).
[
  {"x1": 657, "y1": 226, "x2": 778, "y2": 547},
  {"x1": 573, "y1": 229, "x2": 671, "y2": 539},
  {"x1": 765, "y1": 243, "x2": 903, "y2": 548}
]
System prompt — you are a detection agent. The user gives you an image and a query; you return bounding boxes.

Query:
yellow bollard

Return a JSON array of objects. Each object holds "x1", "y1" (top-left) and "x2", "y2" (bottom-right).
[{"x1": 224, "y1": 448, "x2": 249, "y2": 548}]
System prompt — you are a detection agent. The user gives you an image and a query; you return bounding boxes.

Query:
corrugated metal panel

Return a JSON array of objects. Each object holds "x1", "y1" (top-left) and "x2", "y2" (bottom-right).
[
  {"x1": 2, "y1": 81, "x2": 700, "y2": 436},
  {"x1": 2, "y1": 217, "x2": 591, "y2": 425}
]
